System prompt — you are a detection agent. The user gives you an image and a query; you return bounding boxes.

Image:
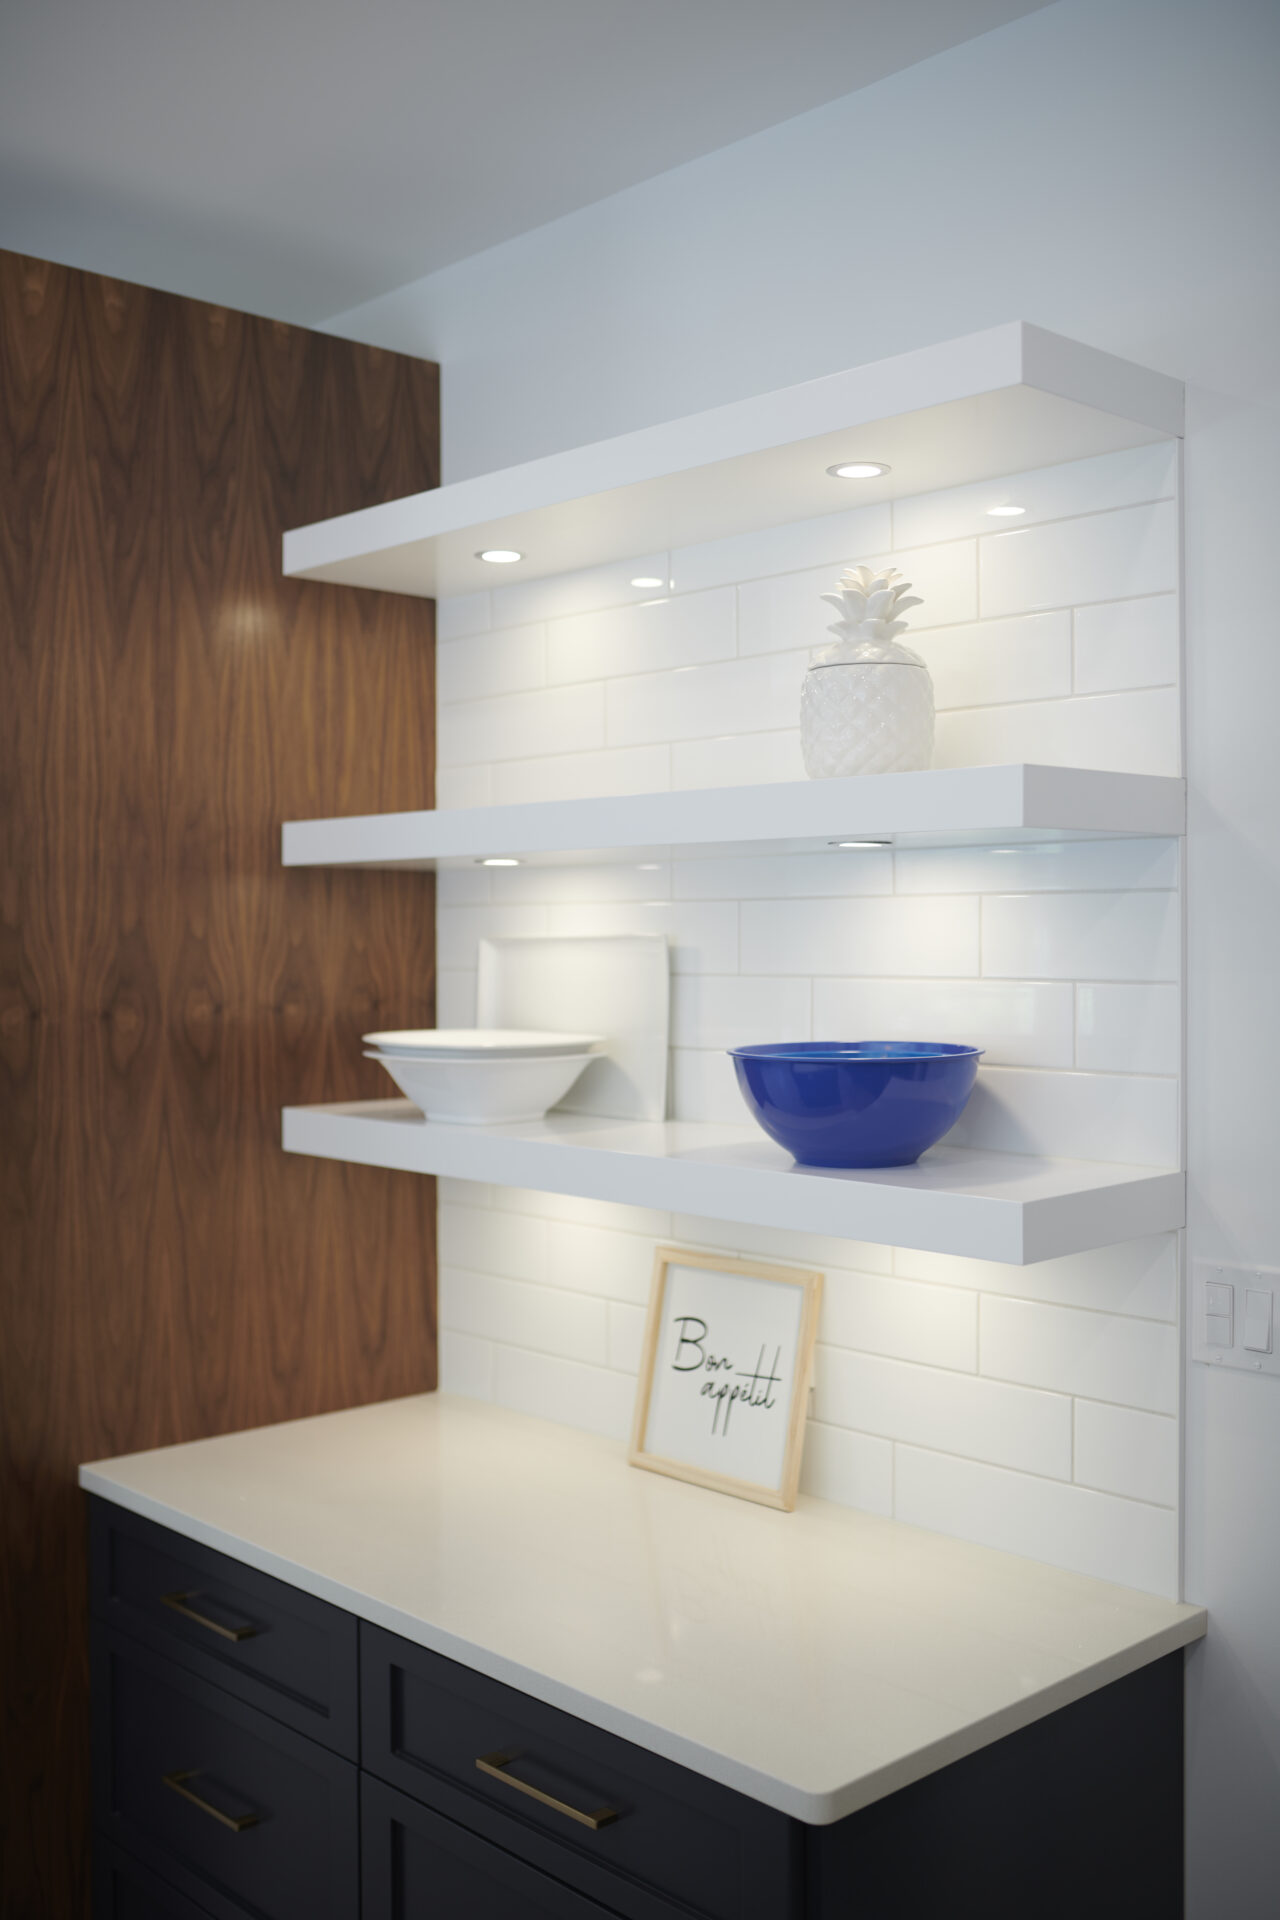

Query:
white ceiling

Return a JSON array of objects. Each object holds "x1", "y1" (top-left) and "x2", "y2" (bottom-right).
[{"x1": 0, "y1": 0, "x2": 1051, "y2": 324}]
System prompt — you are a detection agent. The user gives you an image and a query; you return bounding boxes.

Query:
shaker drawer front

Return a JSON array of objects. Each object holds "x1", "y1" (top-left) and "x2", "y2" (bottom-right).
[
  {"x1": 93, "y1": 1628, "x2": 358, "y2": 1920},
  {"x1": 364, "y1": 1774, "x2": 623, "y2": 1920},
  {"x1": 95, "y1": 1842, "x2": 221, "y2": 1920},
  {"x1": 89, "y1": 1498, "x2": 357, "y2": 1756},
  {"x1": 362, "y1": 1626, "x2": 798, "y2": 1920}
]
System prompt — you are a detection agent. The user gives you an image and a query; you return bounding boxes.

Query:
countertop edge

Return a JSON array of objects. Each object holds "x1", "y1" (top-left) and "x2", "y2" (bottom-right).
[{"x1": 78, "y1": 1466, "x2": 1208, "y2": 1825}]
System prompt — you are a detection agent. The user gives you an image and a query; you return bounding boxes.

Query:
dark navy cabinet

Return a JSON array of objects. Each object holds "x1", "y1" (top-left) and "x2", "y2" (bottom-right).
[{"x1": 89, "y1": 1496, "x2": 1184, "y2": 1919}]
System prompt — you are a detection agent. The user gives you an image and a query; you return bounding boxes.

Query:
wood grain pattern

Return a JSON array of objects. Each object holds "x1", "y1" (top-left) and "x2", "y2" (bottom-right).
[{"x1": 0, "y1": 249, "x2": 440, "y2": 1917}]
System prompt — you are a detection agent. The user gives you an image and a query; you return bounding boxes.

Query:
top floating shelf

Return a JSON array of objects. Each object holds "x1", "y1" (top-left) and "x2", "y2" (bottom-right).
[
  {"x1": 283, "y1": 322, "x2": 1184, "y2": 599},
  {"x1": 282, "y1": 765, "x2": 1186, "y2": 871}
]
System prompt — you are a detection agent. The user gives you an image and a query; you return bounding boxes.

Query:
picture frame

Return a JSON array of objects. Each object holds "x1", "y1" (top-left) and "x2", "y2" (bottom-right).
[{"x1": 628, "y1": 1245, "x2": 824, "y2": 1511}]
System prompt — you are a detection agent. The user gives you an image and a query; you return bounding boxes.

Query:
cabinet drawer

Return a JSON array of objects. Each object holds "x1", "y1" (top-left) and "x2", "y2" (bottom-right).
[
  {"x1": 364, "y1": 1774, "x2": 623, "y2": 1920},
  {"x1": 362, "y1": 1625, "x2": 799, "y2": 1920},
  {"x1": 92, "y1": 1627, "x2": 358, "y2": 1920},
  {"x1": 89, "y1": 1497, "x2": 357, "y2": 1756},
  {"x1": 95, "y1": 1842, "x2": 219, "y2": 1920}
]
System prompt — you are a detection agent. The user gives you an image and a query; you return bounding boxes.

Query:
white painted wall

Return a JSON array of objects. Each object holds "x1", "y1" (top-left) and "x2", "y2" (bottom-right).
[{"x1": 330, "y1": 1, "x2": 1280, "y2": 1910}]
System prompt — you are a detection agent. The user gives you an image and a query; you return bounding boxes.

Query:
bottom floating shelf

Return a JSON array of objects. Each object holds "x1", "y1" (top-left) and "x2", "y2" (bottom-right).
[{"x1": 282, "y1": 1101, "x2": 1184, "y2": 1266}]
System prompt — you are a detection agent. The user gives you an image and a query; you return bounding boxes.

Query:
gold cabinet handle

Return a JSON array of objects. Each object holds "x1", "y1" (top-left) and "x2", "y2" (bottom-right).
[
  {"x1": 162, "y1": 1590, "x2": 259, "y2": 1643},
  {"x1": 163, "y1": 1770, "x2": 259, "y2": 1833},
  {"x1": 476, "y1": 1749, "x2": 619, "y2": 1831}
]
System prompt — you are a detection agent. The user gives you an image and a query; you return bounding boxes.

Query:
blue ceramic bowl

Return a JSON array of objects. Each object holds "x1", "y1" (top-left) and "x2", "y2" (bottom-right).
[{"x1": 728, "y1": 1041, "x2": 983, "y2": 1168}]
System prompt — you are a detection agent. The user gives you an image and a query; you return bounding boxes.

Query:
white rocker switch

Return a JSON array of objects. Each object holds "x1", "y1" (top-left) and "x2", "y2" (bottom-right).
[
  {"x1": 1243, "y1": 1288, "x2": 1273, "y2": 1354},
  {"x1": 1205, "y1": 1279, "x2": 1234, "y2": 1348}
]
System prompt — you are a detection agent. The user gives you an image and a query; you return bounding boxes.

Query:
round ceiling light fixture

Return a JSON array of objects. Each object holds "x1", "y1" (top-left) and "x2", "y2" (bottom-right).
[
  {"x1": 826, "y1": 461, "x2": 891, "y2": 480},
  {"x1": 476, "y1": 548, "x2": 523, "y2": 564}
]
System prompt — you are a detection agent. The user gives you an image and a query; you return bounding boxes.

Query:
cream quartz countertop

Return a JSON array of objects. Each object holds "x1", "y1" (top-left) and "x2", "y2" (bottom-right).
[{"x1": 80, "y1": 1394, "x2": 1205, "y2": 1825}]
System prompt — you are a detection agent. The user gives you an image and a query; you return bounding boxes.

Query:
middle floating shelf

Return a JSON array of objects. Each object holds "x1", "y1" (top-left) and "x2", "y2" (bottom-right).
[
  {"x1": 283, "y1": 1101, "x2": 1185, "y2": 1266},
  {"x1": 282, "y1": 764, "x2": 1186, "y2": 870}
]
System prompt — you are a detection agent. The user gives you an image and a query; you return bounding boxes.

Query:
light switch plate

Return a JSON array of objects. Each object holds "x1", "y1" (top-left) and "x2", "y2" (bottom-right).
[{"x1": 1192, "y1": 1262, "x2": 1280, "y2": 1375}]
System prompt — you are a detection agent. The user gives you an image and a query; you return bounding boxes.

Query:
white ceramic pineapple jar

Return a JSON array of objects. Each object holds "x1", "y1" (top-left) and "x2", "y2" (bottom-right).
[{"x1": 800, "y1": 565, "x2": 935, "y2": 777}]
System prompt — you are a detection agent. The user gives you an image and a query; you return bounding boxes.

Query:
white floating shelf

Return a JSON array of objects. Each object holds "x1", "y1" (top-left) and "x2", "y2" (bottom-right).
[
  {"x1": 283, "y1": 322, "x2": 1184, "y2": 598},
  {"x1": 283, "y1": 765, "x2": 1186, "y2": 870},
  {"x1": 283, "y1": 1101, "x2": 1184, "y2": 1266}
]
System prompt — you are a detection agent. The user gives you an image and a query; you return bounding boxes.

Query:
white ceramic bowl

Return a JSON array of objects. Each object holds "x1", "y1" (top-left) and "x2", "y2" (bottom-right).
[
  {"x1": 367, "y1": 1048, "x2": 596, "y2": 1124},
  {"x1": 363, "y1": 1028, "x2": 604, "y2": 1059}
]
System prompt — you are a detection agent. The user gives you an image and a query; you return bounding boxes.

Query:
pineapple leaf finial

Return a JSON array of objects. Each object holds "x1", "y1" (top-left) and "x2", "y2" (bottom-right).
[{"x1": 813, "y1": 564, "x2": 926, "y2": 666}]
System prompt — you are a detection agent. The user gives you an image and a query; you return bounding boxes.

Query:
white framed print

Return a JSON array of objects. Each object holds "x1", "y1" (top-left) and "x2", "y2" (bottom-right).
[{"x1": 628, "y1": 1245, "x2": 823, "y2": 1510}]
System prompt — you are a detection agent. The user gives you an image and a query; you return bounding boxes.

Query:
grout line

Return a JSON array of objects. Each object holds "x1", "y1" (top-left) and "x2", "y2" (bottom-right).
[{"x1": 885, "y1": 1438, "x2": 1177, "y2": 1510}]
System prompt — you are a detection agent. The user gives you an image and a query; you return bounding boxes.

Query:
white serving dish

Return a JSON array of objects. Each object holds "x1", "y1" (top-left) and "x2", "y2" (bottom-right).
[
  {"x1": 366, "y1": 1048, "x2": 597, "y2": 1124},
  {"x1": 363, "y1": 1028, "x2": 604, "y2": 1058}
]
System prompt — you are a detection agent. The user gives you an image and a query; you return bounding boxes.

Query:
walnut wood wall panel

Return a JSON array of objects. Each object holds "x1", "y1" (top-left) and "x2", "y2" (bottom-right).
[{"x1": 0, "y1": 250, "x2": 440, "y2": 1917}]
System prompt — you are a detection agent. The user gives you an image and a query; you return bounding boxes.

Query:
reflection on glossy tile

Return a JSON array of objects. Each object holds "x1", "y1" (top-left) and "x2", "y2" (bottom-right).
[
  {"x1": 981, "y1": 890, "x2": 1179, "y2": 982},
  {"x1": 979, "y1": 500, "x2": 1177, "y2": 616},
  {"x1": 812, "y1": 977, "x2": 1074, "y2": 1068},
  {"x1": 981, "y1": 1294, "x2": 1178, "y2": 1413},
  {"x1": 547, "y1": 588, "x2": 735, "y2": 685}
]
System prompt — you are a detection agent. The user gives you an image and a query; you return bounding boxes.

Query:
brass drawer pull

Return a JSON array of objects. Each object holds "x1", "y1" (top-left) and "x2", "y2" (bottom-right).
[
  {"x1": 476, "y1": 1749, "x2": 619, "y2": 1831},
  {"x1": 162, "y1": 1590, "x2": 259, "y2": 1643},
  {"x1": 163, "y1": 1770, "x2": 260, "y2": 1833}
]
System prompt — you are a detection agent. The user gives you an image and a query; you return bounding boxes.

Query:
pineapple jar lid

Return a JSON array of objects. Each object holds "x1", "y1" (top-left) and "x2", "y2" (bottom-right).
[{"x1": 813, "y1": 566, "x2": 926, "y2": 668}]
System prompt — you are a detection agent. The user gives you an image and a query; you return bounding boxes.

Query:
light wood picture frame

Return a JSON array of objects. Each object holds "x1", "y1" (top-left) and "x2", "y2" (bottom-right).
[{"x1": 628, "y1": 1245, "x2": 823, "y2": 1511}]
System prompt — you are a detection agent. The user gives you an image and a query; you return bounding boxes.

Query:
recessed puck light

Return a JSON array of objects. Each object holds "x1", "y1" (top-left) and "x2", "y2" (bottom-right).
[
  {"x1": 830, "y1": 839, "x2": 890, "y2": 849},
  {"x1": 827, "y1": 461, "x2": 890, "y2": 480},
  {"x1": 986, "y1": 506, "x2": 1026, "y2": 518},
  {"x1": 477, "y1": 856, "x2": 521, "y2": 866},
  {"x1": 630, "y1": 576, "x2": 665, "y2": 589},
  {"x1": 476, "y1": 548, "x2": 523, "y2": 564}
]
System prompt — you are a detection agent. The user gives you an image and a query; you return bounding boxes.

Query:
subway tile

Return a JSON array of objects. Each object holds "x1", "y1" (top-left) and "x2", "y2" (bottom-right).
[
  {"x1": 671, "y1": 1047, "x2": 745, "y2": 1125},
  {"x1": 894, "y1": 1446, "x2": 1178, "y2": 1597},
  {"x1": 1077, "y1": 983, "x2": 1181, "y2": 1074},
  {"x1": 671, "y1": 730, "x2": 806, "y2": 788},
  {"x1": 490, "y1": 744, "x2": 671, "y2": 804},
  {"x1": 980, "y1": 1294, "x2": 1178, "y2": 1414},
  {"x1": 913, "y1": 612, "x2": 1071, "y2": 710},
  {"x1": 437, "y1": 1329, "x2": 493, "y2": 1399},
  {"x1": 800, "y1": 1421, "x2": 894, "y2": 1516},
  {"x1": 981, "y1": 890, "x2": 1179, "y2": 982},
  {"x1": 498, "y1": 1189, "x2": 672, "y2": 1239},
  {"x1": 435, "y1": 764, "x2": 493, "y2": 809},
  {"x1": 811, "y1": 977, "x2": 1074, "y2": 1069},
  {"x1": 437, "y1": 1178, "x2": 494, "y2": 1209},
  {"x1": 740, "y1": 894, "x2": 980, "y2": 977},
  {"x1": 670, "y1": 502, "x2": 891, "y2": 592},
  {"x1": 490, "y1": 862, "x2": 673, "y2": 905},
  {"x1": 547, "y1": 588, "x2": 735, "y2": 684},
  {"x1": 821, "y1": 1269, "x2": 978, "y2": 1371},
  {"x1": 893, "y1": 1235, "x2": 1178, "y2": 1322},
  {"x1": 933, "y1": 687, "x2": 1180, "y2": 777},
  {"x1": 608, "y1": 1301, "x2": 648, "y2": 1374},
  {"x1": 895, "y1": 837, "x2": 1179, "y2": 894},
  {"x1": 1074, "y1": 1402, "x2": 1179, "y2": 1507},
  {"x1": 606, "y1": 652, "x2": 807, "y2": 747},
  {"x1": 438, "y1": 623, "x2": 546, "y2": 704},
  {"x1": 541, "y1": 1219, "x2": 659, "y2": 1304},
  {"x1": 440, "y1": 1267, "x2": 608, "y2": 1366},
  {"x1": 436, "y1": 590, "x2": 491, "y2": 641},
  {"x1": 892, "y1": 444, "x2": 1177, "y2": 548},
  {"x1": 491, "y1": 1346, "x2": 632, "y2": 1441},
  {"x1": 435, "y1": 968, "x2": 476, "y2": 1026},
  {"x1": 674, "y1": 849, "x2": 892, "y2": 900},
  {"x1": 671, "y1": 974, "x2": 811, "y2": 1050},
  {"x1": 439, "y1": 1203, "x2": 546, "y2": 1282},
  {"x1": 979, "y1": 500, "x2": 1178, "y2": 616},
  {"x1": 737, "y1": 541, "x2": 977, "y2": 658},
  {"x1": 951, "y1": 1065, "x2": 1179, "y2": 1166},
  {"x1": 436, "y1": 903, "x2": 549, "y2": 969},
  {"x1": 435, "y1": 866, "x2": 492, "y2": 906},
  {"x1": 671, "y1": 1217, "x2": 894, "y2": 1276},
  {"x1": 1074, "y1": 594, "x2": 1179, "y2": 694},
  {"x1": 540, "y1": 899, "x2": 738, "y2": 974},
  {"x1": 489, "y1": 554, "x2": 669, "y2": 626},
  {"x1": 814, "y1": 1346, "x2": 1071, "y2": 1477},
  {"x1": 438, "y1": 682, "x2": 604, "y2": 766}
]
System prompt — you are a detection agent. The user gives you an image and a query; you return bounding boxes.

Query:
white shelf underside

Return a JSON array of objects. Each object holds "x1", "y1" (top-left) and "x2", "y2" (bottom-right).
[
  {"x1": 283, "y1": 1100, "x2": 1184, "y2": 1266},
  {"x1": 282, "y1": 323, "x2": 1184, "y2": 598},
  {"x1": 282, "y1": 765, "x2": 1186, "y2": 870}
]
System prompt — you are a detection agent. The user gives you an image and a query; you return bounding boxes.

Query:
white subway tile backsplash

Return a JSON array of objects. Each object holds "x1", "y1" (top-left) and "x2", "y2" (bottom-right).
[
  {"x1": 607, "y1": 652, "x2": 807, "y2": 747},
  {"x1": 814, "y1": 1347, "x2": 1072, "y2": 1478},
  {"x1": 811, "y1": 977, "x2": 1074, "y2": 1068},
  {"x1": 821, "y1": 1269, "x2": 978, "y2": 1371},
  {"x1": 440, "y1": 682, "x2": 604, "y2": 766},
  {"x1": 437, "y1": 903, "x2": 549, "y2": 969},
  {"x1": 490, "y1": 744, "x2": 671, "y2": 805},
  {"x1": 1073, "y1": 1402, "x2": 1179, "y2": 1507},
  {"x1": 894, "y1": 1236, "x2": 1178, "y2": 1322},
  {"x1": 541, "y1": 1219, "x2": 658, "y2": 1304},
  {"x1": 670, "y1": 730, "x2": 806, "y2": 788},
  {"x1": 952, "y1": 1065, "x2": 1178, "y2": 1166},
  {"x1": 894, "y1": 1446, "x2": 1178, "y2": 1596},
  {"x1": 435, "y1": 968, "x2": 476, "y2": 1026},
  {"x1": 491, "y1": 1345, "x2": 633, "y2": 1441},
  {"x1": 438, "y1": 623, "x2": 546, "y2": 704},
  {"x1": 540, "y1": 899, "x2": 738, "y2": 973},
  {"x1": 671, "y1": 974, "x2": 812, "y2": 1049},
  {"x1": 607, "y1": 1300, "x2": 647, "y2": 1373},
  {"x1": 492, "y1": 862, "x2": 673, "y2": 905},
  {"x1": 547, "y1": 588, "x2": 736, "y2": 685},
  {"x1": 436, "y1": 591, "x2": 491, "y2": 642},
  {"x1": 737, "y1": 541, "x2": 977, "y2": 658},
  {"x1": 980, "y1": 1295, "x2": 1178, "y2": 1414},
  {"x1": 436, "y1": 765, "x2": 493, "y2": 809},
  {"x1": 1077, "y1": 983, "x2": 1181, "y2": 1075},
  {"x1": 741, "y1": 895, "x2": 979, "y2": 977},
  {"x1": 979, "y1": 500, "x2": 1178, "y2": 616},
  {"x1": 1074, "y1": 594, "x2": 1179, "y2": 694},
  {"x1": 670, "y1": 1047, "x2": 745, "y2": 1124},
  {"x1": 914, "y1": 613, "x2": 1071, "y2": 710},
  {"x1": 439, "y1": 1203, "x2": 545, "y2": 1282},
  {"x1": 489, "y1": 555, "x2": 669, "y2": 627},
  {"x1": 892, "y1": 444, "x2": 1177, "y2": 549},
  {"x1": 670, "y1": 503, "x2": 891, "y2": 593},
  {"x1": 501, "y1": 1188, "x2": 672, "y2": 1239},
  {"x1": 437, "y1": 1328, "x2": 494, "y2": 1398},
  {"x1": 441, "y1": 1267, "x2": 609, "y2": 1365},
  {"x1": 981, "y1": 890, "x2": 1179, "y2": 982},
  {"x1": 895, "y1": 837, "x2": 1178, "y2": 895},
  {"x1": 800, "y1": 1422, "x2": 894, "y2": 1516},
  {"x1": 933, "y1": 687, "x2": 1180, "y2": 777},
  {"x1": 675, "y1": 850, "x2": 892, "y2": 900}
]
